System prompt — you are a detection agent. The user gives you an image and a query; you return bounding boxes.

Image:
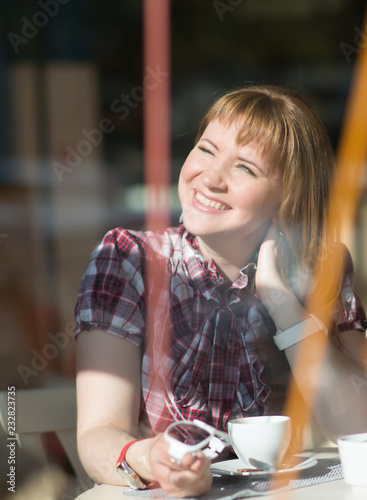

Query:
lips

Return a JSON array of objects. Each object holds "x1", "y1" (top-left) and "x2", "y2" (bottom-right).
[{"x1": 195, "y1": 191, "x2": 231, "y2": 210}]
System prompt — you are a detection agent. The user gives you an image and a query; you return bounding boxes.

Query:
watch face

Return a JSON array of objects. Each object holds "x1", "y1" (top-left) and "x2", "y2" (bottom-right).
[{"x1": 117, "y1": 462, "x2": 147, "y2": 489}]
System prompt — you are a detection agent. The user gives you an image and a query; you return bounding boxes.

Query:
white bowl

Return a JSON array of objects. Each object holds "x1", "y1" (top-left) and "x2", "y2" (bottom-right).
[{"x1": 338, "y1": 432, "x2": 367, "y2": 490}]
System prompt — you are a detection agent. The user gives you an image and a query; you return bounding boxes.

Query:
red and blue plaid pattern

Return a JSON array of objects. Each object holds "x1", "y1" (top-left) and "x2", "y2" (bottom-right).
[{"x1": 75, "y1": 225, "x2": 367, "y2": 435}]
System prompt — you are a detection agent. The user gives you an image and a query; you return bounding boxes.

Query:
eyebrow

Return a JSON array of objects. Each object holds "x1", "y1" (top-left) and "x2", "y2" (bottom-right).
[{"x1": 200, "y1": 138, "x2": 266, "y2": 176}]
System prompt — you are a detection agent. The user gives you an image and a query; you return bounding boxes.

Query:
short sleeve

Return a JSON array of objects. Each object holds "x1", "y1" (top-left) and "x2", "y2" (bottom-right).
[
  {"x1": 74, "y1": 228, "x2": 147, "y2": 347},
  {"x1": 335, "y1": 247, "x2": 367, "y2": 333}
]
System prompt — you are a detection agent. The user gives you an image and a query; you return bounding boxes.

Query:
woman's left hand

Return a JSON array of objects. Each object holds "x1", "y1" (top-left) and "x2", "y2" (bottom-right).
[
  {"x1": 256, "y1": 223, "x2": 306, "y2": 329},
  {"x1": 256, "y1": 223, "x2": 291, "y2": 300}
]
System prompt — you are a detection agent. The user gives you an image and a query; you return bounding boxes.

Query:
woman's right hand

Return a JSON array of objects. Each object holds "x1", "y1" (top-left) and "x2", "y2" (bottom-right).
[{"x1": 147, "y1": 433, "x2": 212, "y2": 498}]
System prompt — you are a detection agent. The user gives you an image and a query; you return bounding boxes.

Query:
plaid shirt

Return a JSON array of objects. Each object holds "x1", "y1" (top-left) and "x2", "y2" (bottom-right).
[{"x1": 75, "y1": 225, "x2": 367, "y2": 435}]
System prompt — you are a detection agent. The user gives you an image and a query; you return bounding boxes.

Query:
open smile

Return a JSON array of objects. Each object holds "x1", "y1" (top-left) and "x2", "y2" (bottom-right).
[{"x1": 195, "y1": 191, "x2": 231, "y2": 211}]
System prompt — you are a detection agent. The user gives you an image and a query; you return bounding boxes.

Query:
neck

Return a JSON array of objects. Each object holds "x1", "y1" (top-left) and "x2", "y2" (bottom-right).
[{"x1": 196, "y1": 234, "x2": 259, "y2": 283}]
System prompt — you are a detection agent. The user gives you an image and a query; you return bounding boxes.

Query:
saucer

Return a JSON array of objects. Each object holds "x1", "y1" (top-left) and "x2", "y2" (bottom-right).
[{"x1": 211, "y1": 456, "x2": 318, "y2": 478}]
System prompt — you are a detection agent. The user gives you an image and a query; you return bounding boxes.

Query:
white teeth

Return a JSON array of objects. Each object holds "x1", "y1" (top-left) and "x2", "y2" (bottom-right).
[{"x1": 196, "y1": 192, "x2": 228, "y2": 210}]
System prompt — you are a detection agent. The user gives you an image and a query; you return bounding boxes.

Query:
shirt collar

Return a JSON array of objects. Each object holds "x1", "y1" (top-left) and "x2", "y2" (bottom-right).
[{"x1": 182, "y1": 227, "x2": 258, "y2": 292}]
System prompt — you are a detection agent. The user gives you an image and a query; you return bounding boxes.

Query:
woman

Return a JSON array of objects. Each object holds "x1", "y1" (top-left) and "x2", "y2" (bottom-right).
[{"x1": 75, "y1": 85, "x2": 367, "y2": 497}]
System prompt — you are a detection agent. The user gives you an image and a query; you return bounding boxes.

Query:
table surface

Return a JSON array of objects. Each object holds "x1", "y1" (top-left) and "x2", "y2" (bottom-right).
[{"x1": 75, "y1": 448, "x2": 367, "y2": 500}]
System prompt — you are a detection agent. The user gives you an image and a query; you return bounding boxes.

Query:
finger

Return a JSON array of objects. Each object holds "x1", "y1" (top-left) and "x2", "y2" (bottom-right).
[
  {"x1": 188, "y1": 451, "x2": 210, "y2": 472},
  {"x1": 180, "y1": 452, "x2": 197, "y2": 468},
  {"x1": 170, "y1": 453, "x2": 208, "y2": 483}
]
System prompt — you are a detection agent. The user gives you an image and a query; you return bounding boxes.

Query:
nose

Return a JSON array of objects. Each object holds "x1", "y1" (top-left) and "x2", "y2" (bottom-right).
[{"x1": 200, "y1": 163, "x2": 227, "y2": 192}]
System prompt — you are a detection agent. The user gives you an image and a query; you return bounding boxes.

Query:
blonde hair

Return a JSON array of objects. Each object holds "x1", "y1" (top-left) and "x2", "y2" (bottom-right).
[{"x1": 196, "y1": 85, "x2": 339, "y2": 279}]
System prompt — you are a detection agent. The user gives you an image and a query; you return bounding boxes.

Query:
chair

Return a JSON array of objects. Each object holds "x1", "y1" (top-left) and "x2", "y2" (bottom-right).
[{"x1": 0, "y1": 385, "x2": 93, "y2": 491}]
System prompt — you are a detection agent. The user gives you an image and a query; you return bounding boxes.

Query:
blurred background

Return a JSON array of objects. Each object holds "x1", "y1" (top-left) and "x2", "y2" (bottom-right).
[{"x1": 0, "y1": 0, "x2": 367, "y2": 391}]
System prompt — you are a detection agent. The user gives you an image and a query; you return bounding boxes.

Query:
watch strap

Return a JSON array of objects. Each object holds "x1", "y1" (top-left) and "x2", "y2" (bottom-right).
[
  {"x1": 274, "y1": 314, "x2": 328, "y2": 351},
  {"x1": 116, "y1": 439, "x2": 150, "y2": 489}
]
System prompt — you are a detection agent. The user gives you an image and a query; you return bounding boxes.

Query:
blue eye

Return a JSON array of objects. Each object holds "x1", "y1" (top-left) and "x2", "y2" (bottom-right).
[{"x1": 239, "y1": 164, "x2": 256, "y2": 176}]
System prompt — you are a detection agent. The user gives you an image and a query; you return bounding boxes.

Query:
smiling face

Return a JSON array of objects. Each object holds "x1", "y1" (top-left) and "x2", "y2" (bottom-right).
[{"x1": 178, "y1": 119, "x2": 283, "y2": 260}]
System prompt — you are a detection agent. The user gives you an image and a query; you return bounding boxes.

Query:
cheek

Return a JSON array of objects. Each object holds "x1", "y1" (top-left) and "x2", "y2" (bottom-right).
[
  {"x1": 178, "y1": 158, "x2": 191, "y2": 186},
  {"x1": 235, "y1": 183, "x2": 281, "y2": 214},
  {"x1": 180, "y1": 155, "x2": 200, "y2": 178},
  {"x1": 178, "y1": 157, "x2": 200, "y2": 196}
]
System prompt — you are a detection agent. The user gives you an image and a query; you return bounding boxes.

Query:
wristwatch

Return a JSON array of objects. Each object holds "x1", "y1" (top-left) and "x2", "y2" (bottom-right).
[
  {"x1": 116, "y1": 439, "x2": 150, "y2": 489},
  {"x1": 273, "y1": 314, "x2": 328, "y2": 351}
]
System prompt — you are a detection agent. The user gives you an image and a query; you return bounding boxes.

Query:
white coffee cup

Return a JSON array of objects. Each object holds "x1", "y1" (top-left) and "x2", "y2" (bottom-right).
[
  {"x1": 228, "y1": 415, "x2": 292, "y2": 470},
  {"x1": 338, "y1": 432, "x2": 367, "y2": 490}
]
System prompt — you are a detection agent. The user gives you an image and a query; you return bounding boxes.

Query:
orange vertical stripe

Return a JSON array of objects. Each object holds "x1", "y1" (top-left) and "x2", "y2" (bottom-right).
[{"x1": 284, "y1": 5, "x2": 367, "y2": 458}]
